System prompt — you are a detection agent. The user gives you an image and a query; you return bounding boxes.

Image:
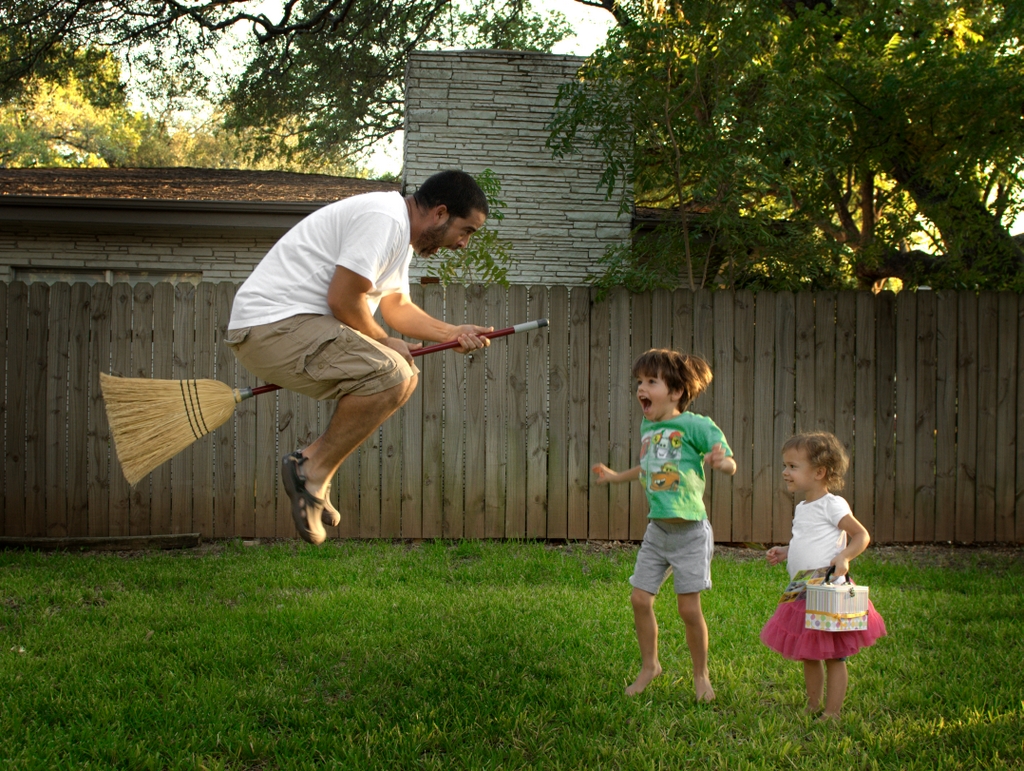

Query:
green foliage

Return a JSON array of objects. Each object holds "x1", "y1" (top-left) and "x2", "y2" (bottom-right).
[
  {"x1": 427, "y1": 168, "x2": 518, "y2": 286},
  {"x1": 549, "y1": 0, "x2": 1024, "y2": 291}
]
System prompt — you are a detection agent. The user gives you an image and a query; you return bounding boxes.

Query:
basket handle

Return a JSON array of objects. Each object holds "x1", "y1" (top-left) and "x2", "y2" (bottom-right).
[{"x1": 824, "y1": 565, "x2": 857, "y2": 594}]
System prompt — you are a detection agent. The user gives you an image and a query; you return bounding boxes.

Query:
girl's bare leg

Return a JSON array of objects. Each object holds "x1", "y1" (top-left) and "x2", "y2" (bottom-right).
[
  {"x1": 626, "y1": 588, "x2": 662, "y2": 695},
  {"x1": 677, "y1": 592, "x2": 714, "y2": 702},
  {"x1": 803, "y1": 660, "x2": 824, "y2": 713},
  {"x1": 822, "y1": 659, "x2": 848, "y2": 719}
]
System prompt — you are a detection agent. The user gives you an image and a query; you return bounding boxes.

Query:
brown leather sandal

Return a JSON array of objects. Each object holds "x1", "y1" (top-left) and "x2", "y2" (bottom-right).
[{"x1": 281, "y1": 451, "x2": 327, "y2": 545}]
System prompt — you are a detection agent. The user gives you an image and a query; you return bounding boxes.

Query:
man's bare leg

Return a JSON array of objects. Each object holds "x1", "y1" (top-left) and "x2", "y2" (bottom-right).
[
  {"x1": 297, "y1": 375, "x2": 418, "y2": 500},
  {"x1": 626, "y1": 588, "x2": 662, "y2": 696},
  {"x1": 677, "y1": 592, "x2": 715, "y2": 702}
]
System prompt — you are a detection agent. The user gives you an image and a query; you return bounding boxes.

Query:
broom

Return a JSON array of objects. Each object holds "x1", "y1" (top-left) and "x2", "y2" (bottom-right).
[{"x1": 100, "y1": 318, "x2": 548, "y2": 485}]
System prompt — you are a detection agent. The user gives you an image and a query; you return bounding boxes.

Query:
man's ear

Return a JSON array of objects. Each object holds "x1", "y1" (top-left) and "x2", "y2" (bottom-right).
[{"x1": 430, "y1": 204, "x2": 448, "y2": 224}]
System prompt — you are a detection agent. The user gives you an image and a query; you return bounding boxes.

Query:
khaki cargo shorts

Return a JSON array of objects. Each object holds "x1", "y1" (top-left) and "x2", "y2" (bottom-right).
[{"x1": 225, "y1": 314, "x2": 418, "y2": 400}]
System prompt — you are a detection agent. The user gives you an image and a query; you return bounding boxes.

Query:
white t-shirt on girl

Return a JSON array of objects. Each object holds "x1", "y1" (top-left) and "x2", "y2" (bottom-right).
[
  {"x1": 229, "y1": 191, "x2": 412, "y2": 329},
  {"x1": 786, "y1": 493, "x2": 851, "y2": 579}
]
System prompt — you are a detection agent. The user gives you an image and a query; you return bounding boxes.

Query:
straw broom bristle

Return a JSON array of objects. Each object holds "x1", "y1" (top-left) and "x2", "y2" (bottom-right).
[{"x1": 99, "y1": 373, "x2": 240, "y2": 486}]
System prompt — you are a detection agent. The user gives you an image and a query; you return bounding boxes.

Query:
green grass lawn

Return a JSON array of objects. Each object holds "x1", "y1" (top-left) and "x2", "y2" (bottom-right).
[{"x1": 1, "y1": 539, "x2": 1021, "y2": 770}]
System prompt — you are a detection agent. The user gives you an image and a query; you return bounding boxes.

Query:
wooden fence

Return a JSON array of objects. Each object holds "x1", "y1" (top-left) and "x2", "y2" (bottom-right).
[{"x1": 1, "y1": 282, "x2": 1021, "y2": 544}]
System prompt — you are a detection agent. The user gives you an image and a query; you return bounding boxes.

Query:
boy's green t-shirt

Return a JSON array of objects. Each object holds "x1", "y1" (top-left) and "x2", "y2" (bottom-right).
[{"x1": 638, "y1": 412, "x2": 732, "y2": 521}]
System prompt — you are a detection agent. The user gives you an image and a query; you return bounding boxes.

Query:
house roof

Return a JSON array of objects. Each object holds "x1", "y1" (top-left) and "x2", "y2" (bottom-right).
[
  {"x1": 0, "y1": 167, "x2": 401, "y2": 230},
  {"x1": 0, "y1": 167, "x2": 399, "y2": 202}
]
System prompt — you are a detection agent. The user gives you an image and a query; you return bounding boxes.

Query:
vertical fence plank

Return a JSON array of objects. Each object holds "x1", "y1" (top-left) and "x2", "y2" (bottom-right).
[
  {"x1": 874, "y1": 291, "x2": 897, "y2": 543},
  {"x1": 588, "y1": 288, "x2": 610, "y2": 540},
  {"x1": 854, "y1": 292, "x2": 877, "y2": 534},
  {"x1": 527, "y1": 286, "x2": 549, "y2": 539},
  {"x1": 934, "y1": 291, "x2": 958, "y2": 542},
  {"x1": 814, "y1": 292, "x2": 836, "y2": 434},
  {"x1": 191, "y1": 283, "x2": 216, "y2": 539},
  {"x1": 567, "y1": 287, "x2": 590, "y2": 540},
  {"x1": 914, "y1": 291, "x2": 937, "y2": 542},
  {"x1": 463, "y1": 284, "x2": 488, "y2": 539},
  {"x1": 401, "y1": 283, "x2": 426, "y2": 539},
  {"x1": 711, "y1": 290, "x2": 735, "y2": 541},
  {"x1": 276, "y1": 395, "x2": 297, "y2": 538},
  {"x1": 751, "y1": 292, "x2": 776, "y2": 543},
  {"x1": 253, "y1": 389, "x2": 279, "y2": 539},
  {"x1": 732, "y1": 290, "x2": 755, "y2": 543},
  {"x1": 505, "y1": 285, "x2": 528, "y2": 537},
  {"x1": 380, "y1": 309, "x2": 405, "y2": 540},
  {"x1": 834, "y1": 293, "x2": 856, "y2": 500},
  {"x1": 150, "y1": 283, "x2": 174, "y2": 535},
  {"x1": 214, "y1": 283, "x2": 237, "y2": 538},
  {"x1": 629, "y1": 292, "x2": 652, "y2": 542},
  {"x1": 45, "y1": 283, "x2": 70, "y2": 537},
  {"x1": 547, "y1": 286, "x2": 569, "y2": 540},
  {"x1": 442, "y1": 284, "x2": 466, "y2": 539},
  {"x1": 482, "y1": 284, "x2": 507, "y2": 539},
  {"x1": 995, "y1": 292, "x2": 1017, "y2": 542},
  {"x1": 25, "y1": 284, "x2": 49, "y2": 535},
  {"x1": 773, "y1": 292, "x2": 796, "y2": 543},
  {"x1": 419, "y1": 284, "x2": 445, "y2": 539},
  {"x1": 651, "y1": 289, "x2": 673, "y2": 350},
  {"x1": 129, "y1": 283, "x2": 154, "y2": 535},
  {"x1": 955, "y1": 292, "x2": 978, "y2": 543},
  {"x1": 894, "y1": 291, "x2": 916, "y2": 542},
  {"x1": 0, "y1": 284, "x2": 5, "y2": 533},
  {"x1": 108, "y1": 282, "x2": 133, "y2": 536},
  {"x1": 975, "y1": 291, "x2": 998, "y2": 542},
  {"x1": 692, "y1": 289, "x2": 714, "y2": 514},
  {"x1": 1017, "y1": 293, "x2": 1024, "y2": 543},
  {"x1": 794, "y1": 293, "x2": 815, "y2": 438},
  {"x1": 170, "y1": 283, "x2": 196, "y2": 534},
  {"x1": 67, "y1": 284, "x2": 91, "y2": 537},
  {"x1": 88, "y1": 283, "x2": 111, "y2": 536},
  {"x1": 5, "y1": 284, "x2": 28, "y2": 537},
  {"x1": 672, "y1": 290, "x2": 694, "y2": 358},
  {"x1": 608, "y1": 288, "x2": 632, "y2": 541}
]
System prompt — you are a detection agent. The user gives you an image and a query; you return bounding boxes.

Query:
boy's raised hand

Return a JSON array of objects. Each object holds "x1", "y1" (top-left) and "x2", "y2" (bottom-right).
[
  {"x1": 705, "y1": 443, "x2": 736, "y2": 474},
  {"x1": 591, "y1": 463, "x2": 616, "y2": 485}
]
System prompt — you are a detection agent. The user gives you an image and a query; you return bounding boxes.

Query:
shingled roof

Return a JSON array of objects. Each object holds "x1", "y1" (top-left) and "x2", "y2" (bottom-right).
[
  {"x1": 0, "y1": 167, "x2": 399, "y2": 202},
  {"x1": 0, "y1": 167, "x2": 401, "y2": 230}
]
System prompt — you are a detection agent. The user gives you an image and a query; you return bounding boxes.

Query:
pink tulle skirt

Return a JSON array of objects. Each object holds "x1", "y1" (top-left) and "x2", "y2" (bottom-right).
[{"x1": 760, "y1": 598, "x2": 887, "y2": 661}]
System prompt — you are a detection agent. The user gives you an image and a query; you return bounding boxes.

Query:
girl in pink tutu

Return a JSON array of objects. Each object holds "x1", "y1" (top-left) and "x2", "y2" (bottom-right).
[{"x1": 760, "y1": 432, "x2": 886, "y2": 720}]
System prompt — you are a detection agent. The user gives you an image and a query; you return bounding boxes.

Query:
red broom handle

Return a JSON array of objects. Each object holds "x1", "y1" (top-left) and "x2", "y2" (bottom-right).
[{"x1": 246, "y1": 318, "x2": 547, "y2": 399}]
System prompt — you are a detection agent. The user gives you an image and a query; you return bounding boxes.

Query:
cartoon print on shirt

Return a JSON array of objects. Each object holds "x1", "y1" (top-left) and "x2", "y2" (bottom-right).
[
  {"x1": 650, "y1": 462, "x2": 681, "y2": 491},
  {"x1": 645, "y1": 430, "x2": 686, "y2": 493},
  {"x1": 652, "y1": 430, "x2": 683, "y2": 461}
]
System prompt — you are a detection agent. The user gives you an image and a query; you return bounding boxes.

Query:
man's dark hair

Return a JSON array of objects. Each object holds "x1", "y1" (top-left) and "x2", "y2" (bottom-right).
[{"x1": 413, "y1": 170, "x2": 489, "y2": 219}]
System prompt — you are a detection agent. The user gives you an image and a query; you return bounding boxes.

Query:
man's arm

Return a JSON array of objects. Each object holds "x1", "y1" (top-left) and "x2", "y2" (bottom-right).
[
  {"x1": 379, "y1": 292, "x2": 492, "y2": 351},
  {"x1": 327, "y1": 266, "x2": 418, "y2": 361}
]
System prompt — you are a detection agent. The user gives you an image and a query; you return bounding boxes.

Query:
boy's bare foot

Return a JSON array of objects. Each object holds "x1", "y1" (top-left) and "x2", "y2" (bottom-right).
[
  {"x1": 694, "y1": 675, "x2": 715, "y2": 702},
  {"x1": 804, "y1": 704, "x2": 822, "y2": 715},
  {"x1": 625, "y1": 664, "x2": 662, "y2": 696}
]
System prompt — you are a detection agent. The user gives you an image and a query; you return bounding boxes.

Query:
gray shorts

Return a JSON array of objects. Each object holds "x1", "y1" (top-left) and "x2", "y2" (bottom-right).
[{"x1": 630, "y1": 518, "x2": 714, "y2": 595}]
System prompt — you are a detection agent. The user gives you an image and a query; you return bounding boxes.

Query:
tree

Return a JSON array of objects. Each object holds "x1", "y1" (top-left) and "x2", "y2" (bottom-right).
[
  {"x1": 1, "y1": 0, "x2": 573, "y2": 170},
  {"x1": 549, "y1": 0, "x2": 1024, "y2": 291}
]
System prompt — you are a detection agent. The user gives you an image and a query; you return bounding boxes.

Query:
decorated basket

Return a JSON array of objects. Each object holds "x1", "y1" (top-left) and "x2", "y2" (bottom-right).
[{"x1": 804, "y1": 567, "x2": 869, "y2": 632}]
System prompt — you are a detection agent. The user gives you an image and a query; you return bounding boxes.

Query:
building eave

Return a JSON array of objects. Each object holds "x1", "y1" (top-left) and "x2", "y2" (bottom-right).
[{"x1": 0, "y1": 195, "x2": 326, "y2": 231}]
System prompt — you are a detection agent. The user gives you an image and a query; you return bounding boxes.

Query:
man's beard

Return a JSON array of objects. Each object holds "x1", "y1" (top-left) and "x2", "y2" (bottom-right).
[{"x1": 415, "y1": 220, "x2": 451, "y2": 256}]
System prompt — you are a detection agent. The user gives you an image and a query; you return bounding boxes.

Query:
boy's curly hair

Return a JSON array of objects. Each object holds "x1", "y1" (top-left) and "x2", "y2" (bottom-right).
[
  {"x1": 631, "y1": 349, "x2": 713, "y2": 411},
  {"x1": 781, "y1": 432, "x2": 849, "y2": 491}
]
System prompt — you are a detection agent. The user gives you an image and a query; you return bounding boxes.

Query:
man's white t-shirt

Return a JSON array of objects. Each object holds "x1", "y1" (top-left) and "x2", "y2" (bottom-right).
[
  {"x1": 786, "y1": 493, "x2": 851, "y2": 579},
  {"x1": 229, "y1": 191, "x2": 413, "y2": 329}
]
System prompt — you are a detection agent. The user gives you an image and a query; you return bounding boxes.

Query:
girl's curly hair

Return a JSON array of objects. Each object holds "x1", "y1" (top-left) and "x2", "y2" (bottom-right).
[{"x1": 781, "y1": 432, "x2": 849, "y2": 491}]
